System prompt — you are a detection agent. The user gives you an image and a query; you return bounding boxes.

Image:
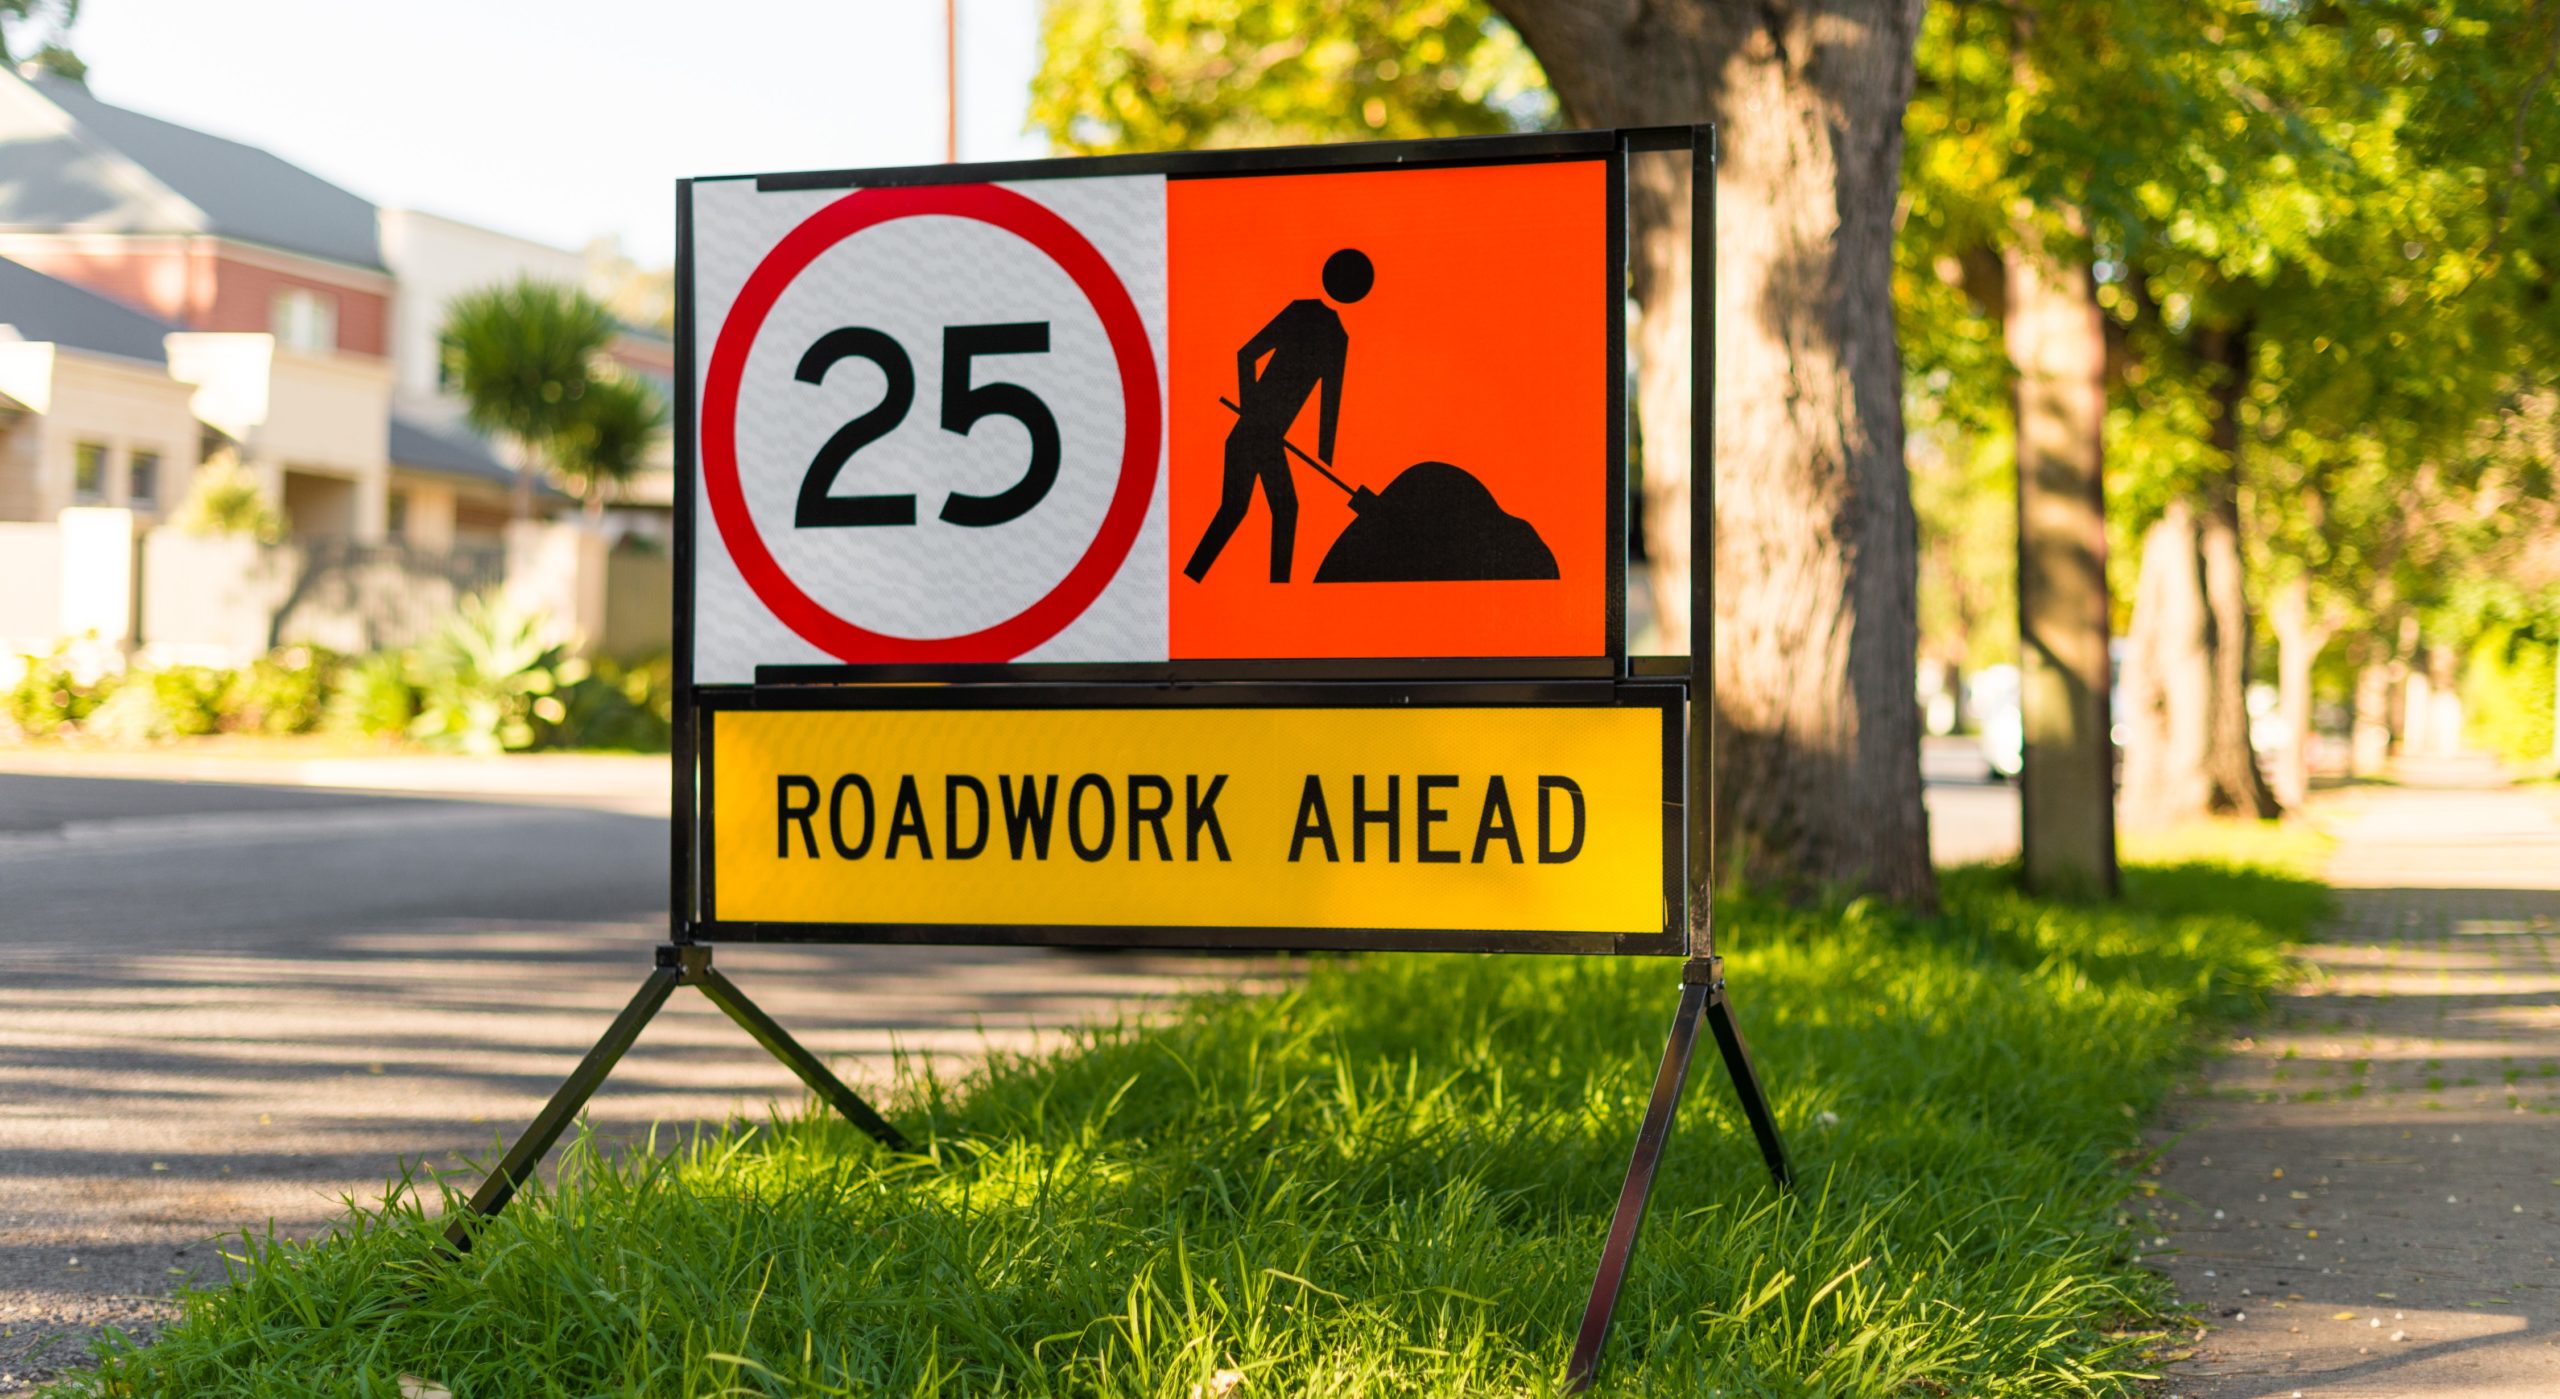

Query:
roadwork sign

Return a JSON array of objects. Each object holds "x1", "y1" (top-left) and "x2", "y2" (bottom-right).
[
  {"x1": 701, "y1": 689, "x2": 1678, "y2": 951},
  {"x1": 684, "y1": 146, "x2": 1621, "y2": 682},
  {"x1": 460, "y1": 132, "x2": 1785, "y2": 1398}
]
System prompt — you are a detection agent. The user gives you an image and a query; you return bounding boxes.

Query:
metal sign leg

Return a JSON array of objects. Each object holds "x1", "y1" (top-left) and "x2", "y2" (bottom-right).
[
  {"x1": 1564, "y1": 957, "x2": 1789, "y2": 1391},
  {"x1": 1706, "y1": 982, "x2": 1791, "y2": 1190},
  {"x1": 442, "y1": 958, "x2": 683, "y2": 1255},
  {"x1": 441, "y1": 944, "x2": 911, "y2": 1257},
  {"x1": 692, "y1": 959, "x2": 913, "y2": 1153}
]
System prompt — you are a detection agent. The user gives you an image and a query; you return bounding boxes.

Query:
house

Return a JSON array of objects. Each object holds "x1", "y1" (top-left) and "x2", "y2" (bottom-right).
[
  {"x1": 0, "y1": 255, "x2": 204, "y2": 525},
  {"x1": 378, "y1": 208, "x2": 676, "y2": 539},
  {"x1": 0, "y1": 69, "x2": 563, "y2": 546},
  {"x1": 0, "y1": 71, "x2": 664, "y2": 670}
]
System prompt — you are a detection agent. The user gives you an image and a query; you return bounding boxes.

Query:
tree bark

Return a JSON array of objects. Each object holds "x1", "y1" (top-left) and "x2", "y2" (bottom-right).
[
  {"x1": 2119, "y1": 326, "x2": 2279, "y2": 827},
  {"x1": 2195, "y1": 325, "x2": 2280, "y2": 818},
  {"x1": 2120, "y1": 502, "x2": 2218, "y2": 828},
  {"x1": 2350, "y1": 636, "x2": 2394, "y2": 777},
  {"x1": 1493, "y1": 0, "x2": 1936, "y2": 905},
  {"x1": 2004, "y1": 234, "x2": 2116, "y2": 897},
  {"x1": 2268, "y1": 572, "x2": 2331, "y2": 809}
]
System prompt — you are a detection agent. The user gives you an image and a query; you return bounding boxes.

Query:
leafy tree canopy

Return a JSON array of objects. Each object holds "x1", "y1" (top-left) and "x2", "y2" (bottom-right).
[
  {"x1": 1030, "y1": 0, "x2": 1550, "y2": 152},
  {"x1": 0, "y1": 0, "x2": 83, "y2": 77}
]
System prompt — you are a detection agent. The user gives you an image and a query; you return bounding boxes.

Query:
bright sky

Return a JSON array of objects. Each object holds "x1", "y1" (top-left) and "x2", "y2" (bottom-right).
[{"x1": 70, "y1": 0, "x2": 1050, "y2": 269}]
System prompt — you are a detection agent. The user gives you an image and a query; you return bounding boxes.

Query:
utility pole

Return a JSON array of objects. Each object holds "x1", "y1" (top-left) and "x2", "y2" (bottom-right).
[{"x1": 945, "y1": 0, "x2": 959, "y2": 163}]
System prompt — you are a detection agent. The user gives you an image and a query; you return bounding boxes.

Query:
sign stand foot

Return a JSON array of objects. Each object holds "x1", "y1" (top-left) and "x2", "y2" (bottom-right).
[
  {"x1": 440, "y1": 944, "x2": 910, "y2": 1256},
  {"x1": 1564, "y1": 957, "x2": 1789, "y2": 1391}
]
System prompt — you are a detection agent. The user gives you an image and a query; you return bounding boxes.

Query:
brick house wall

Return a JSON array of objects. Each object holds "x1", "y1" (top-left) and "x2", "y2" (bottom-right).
[{"x1": 0, "y1": 236, "x2": 390, "y2": 356}]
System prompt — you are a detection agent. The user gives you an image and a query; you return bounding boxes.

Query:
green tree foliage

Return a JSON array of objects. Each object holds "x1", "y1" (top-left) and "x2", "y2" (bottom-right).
[
  {"x1": 1907, "y1": 1, "x2": 2560, "y2": 788},
  {"x1": 1032, "y1": 0, "x2": 1549, "y2": 151},
  {"x1": 173, "y1": 450, "x2": 286, "y2": 545},
  {"x1": 0, "y1": 0, "x2": 82, "y2": 76},
  {"x1": 550, "y1": 372, "x2": 668, "y2": 516},
  {"x1": 440, "y1": 278, "x2": 622, "y2": 516}
]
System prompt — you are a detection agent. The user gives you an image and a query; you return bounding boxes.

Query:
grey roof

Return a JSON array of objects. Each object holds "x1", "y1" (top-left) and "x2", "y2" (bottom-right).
[
  {"x1": 0, "y1": 254, "x2": 175, "y2": 363},
  {"x1": 388, "y1": 414, "x2": 512, "y2": 487},
  {"x1": 0, "y1": 72, "x2": 384, "y2": 271},
  {"x1": 388, "y1": 414, "x2": 570, "y2": 503}
]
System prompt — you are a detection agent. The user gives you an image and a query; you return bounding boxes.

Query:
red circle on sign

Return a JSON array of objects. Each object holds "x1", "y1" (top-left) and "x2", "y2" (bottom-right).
[{"x1": 699, "y1": 184, "x2": 1161, "y2": 663}]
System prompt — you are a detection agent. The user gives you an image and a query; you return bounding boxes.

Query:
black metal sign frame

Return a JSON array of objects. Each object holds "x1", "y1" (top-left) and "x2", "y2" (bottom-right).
[
  {"x1": 671, "y1": 125, "x2": 1628, "y2": 701},
  {"x1": 443, "y1": 125, "x2": 1786, "y2": 1395}
]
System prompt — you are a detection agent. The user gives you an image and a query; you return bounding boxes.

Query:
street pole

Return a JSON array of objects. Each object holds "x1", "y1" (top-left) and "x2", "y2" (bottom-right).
[{"x1": 945, "y1": 0, "x2": 959, "y2": 164}]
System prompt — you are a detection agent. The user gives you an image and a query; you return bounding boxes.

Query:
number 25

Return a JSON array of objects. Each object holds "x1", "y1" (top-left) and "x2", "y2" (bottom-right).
[{"x1": 793, "y1": 323, "x2": 1060, "y2": 529}]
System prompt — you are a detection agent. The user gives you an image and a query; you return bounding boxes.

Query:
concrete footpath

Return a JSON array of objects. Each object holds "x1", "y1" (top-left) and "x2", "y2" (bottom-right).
[
  {"x1": 0, "y1": 746, "x2": 671, "y2": 811},
  {"x1": 2147, "y1": 761, "x2": 2560, "y2": 1397}
]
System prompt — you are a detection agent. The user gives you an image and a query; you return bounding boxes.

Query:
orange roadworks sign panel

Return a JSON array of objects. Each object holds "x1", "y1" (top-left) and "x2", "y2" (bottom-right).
[
  {"x1": 701, "y1": 694, "x2": 1678, "y2": 951},
  {"x1": 1166, "y1": 160, "x2": 1611, "y2": 661}
]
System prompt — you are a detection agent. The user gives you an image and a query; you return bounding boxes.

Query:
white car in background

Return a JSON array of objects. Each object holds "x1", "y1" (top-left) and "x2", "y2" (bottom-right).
[
  {"x1": 1970, "y1": 666, "x2": 2024, "y2": 780},
  {"x1": 1970, "y1": 646, "x2": 2124, "y2": 783}
]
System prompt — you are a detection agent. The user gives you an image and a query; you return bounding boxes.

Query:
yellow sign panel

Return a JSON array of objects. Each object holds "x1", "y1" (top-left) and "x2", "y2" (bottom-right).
[{"x1": 708, "y1": 704, "x2": 1669, "y2": 938}]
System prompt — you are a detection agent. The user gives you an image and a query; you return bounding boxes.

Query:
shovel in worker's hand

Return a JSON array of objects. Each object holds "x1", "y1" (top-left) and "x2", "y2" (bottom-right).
[{"x1": 1218, "y1": 397, "x2": 1379, "y2": 512}]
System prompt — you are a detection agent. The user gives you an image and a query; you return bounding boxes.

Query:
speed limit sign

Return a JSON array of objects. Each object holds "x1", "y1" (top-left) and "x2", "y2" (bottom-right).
[{"x1": 688, "y1": 175, "x2": 1169, "y2": 682}]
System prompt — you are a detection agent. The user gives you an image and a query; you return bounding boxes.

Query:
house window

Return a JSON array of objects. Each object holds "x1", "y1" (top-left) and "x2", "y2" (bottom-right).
[
  {"x1": 72, "y1": 441, "x2": 107, "y2": 503},
  {"x1": 386, "y1": 489, "x2": 408, "y2": 541},
  {"x1": 271, "y1": 288, "x2": 339, "y2": 354},
  {"x1": 129, "y1": 449, "x2": 162, "y2": 508}
]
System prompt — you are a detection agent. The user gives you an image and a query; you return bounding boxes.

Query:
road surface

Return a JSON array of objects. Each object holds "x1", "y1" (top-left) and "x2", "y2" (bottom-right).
[
  {"x1": 0, "y1": 753, "x2": 2019, "y2": 1390},
  {"x1": 0, "y1": 770, "x2": 1247, "y2": 1392}
]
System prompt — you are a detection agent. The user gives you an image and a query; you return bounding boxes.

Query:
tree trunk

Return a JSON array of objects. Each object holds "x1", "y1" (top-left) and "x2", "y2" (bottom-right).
[
  {"x1": 2196, "y1": 327, "x2": 2280, "y2": 818},
  {"x1": 2350, "y1": 637, "x2": 2394, "y2": 777},
  {"x1": 2388, "y1": 611, "x2": 2419, "y2": 759},
  {"x1": 2119, "y1": 325, "x2": 2279, "y2": 827},
  {"x1": 2004, "y1": 234, "x2": 2116, "y2": 897},
  {"x1": 2268, "y1": 573, "x2": 2329, "y2": 809},
  {"x1": 1628, "y1": 149, "x2": 1695, "y2": 655},
  {"x1": 1493, "y1": 0, "x2": 1936, "y2": 906},
  {"x1": 2120, "y1": 503, "x2": 2218, "y2": 828}
]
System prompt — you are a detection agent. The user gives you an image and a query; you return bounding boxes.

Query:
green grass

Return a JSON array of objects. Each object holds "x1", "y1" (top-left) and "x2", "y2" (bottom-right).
[{"x1": 60, "y1": 846, "x2": 2325, "y2": 1398}]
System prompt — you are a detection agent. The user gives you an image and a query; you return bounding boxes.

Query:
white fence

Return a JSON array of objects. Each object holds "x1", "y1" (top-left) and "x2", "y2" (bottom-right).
[{"x1": 4, "y1": 510, "x2": 670, "y2": 671}]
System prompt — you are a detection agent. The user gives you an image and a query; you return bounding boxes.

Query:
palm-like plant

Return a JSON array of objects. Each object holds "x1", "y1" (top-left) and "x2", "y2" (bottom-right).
[
  {"x1": 440, "y1": 278, "x2": 619, "y2": 519},
  {"x1": 0, "y1": 0, "x2": 83, "y2": 74},
  {"x1": 551, "y1": 372, "x2": 669, "y2": 517}
]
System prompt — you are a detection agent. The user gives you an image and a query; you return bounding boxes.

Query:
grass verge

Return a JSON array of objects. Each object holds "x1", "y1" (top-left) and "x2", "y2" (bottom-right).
[{"x1": 60, "y1": 836, "x2": 2326, "y2": 1397}]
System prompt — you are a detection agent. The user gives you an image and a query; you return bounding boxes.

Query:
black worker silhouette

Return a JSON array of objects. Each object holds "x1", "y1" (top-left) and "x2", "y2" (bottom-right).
[
  {"x1": 1183, "y1": 249, "x2": 1372, "y2": 584},
  {"x1": 1181, "y1": 247, "x2": 1558, "y2": 587}
]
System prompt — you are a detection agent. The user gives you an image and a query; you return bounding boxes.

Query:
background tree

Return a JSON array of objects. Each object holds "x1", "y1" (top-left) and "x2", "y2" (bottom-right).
[
  {"x1": 440, "y1": 278, "x2": 620, "y2": 520},
  {"x1": 0, "y1": 0, "x2": 83, "y2": 78},
  {"x1": 1037, "y1": 0, "x2": 1941, "y2": 905},
  {"x1": 1033, "y1": 0, "x2": 1549, "y2": 151},
  {"x1": 551, "y1": 372, "x2": 668, "y2": 519},
  {"x1": 1468, "y1": 1, "x2": 1943, "y2": 906},
  {"x1": 1897, "y1": 0, "x2": 2225, "y2": 892},
  {"x1": 2109, "y1": 1, "x2": 2560, "y2": 821}
]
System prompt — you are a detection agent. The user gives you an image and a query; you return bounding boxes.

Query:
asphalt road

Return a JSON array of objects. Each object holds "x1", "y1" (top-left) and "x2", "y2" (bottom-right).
[
  {"x1": 0, "y1": 771, "x2": 1251, "y2": 1391},
  {"x1": 0, "y1": 758, "x2": 2018, "y2": 1390}
]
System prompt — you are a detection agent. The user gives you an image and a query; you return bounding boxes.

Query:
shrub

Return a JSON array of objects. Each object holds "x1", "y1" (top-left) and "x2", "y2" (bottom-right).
[
  {"x1": 228, "y1": 647, "x2": 338, "y2": 735},
  {"x1": 327, "y1": 651, "x2": 418, "y2": 739},
  {"x1": 3, "y1": 647, "x2": 116, "y2": 738},
  {"x1": 173, "y1": 451, "x2": 284, "y2": 544},
  {"x1": 2464, "y1": 622, "x2": 2558, "y2": 767},
  {"x1": 81, "y1": 678, "x2": 172, "y2": 743},
  {"x1": 552, "y1": 653, "x2": 672, "y2": 751},
  {"x1": 407, "y1": 596, "x2": 569, "y2": 755},
  {"x1": 146, "y1": 666, "x2": 232, "y2": 737}
]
